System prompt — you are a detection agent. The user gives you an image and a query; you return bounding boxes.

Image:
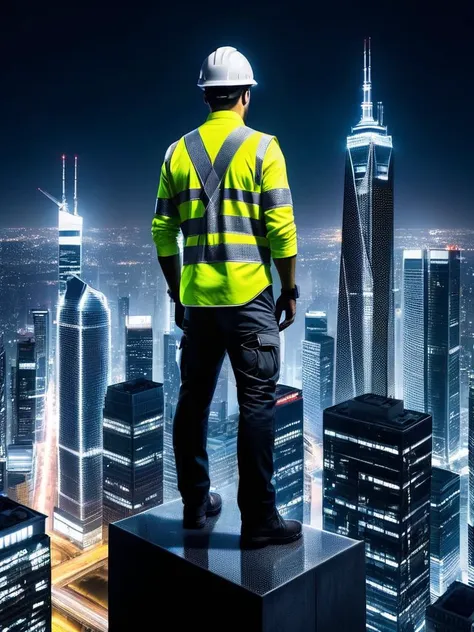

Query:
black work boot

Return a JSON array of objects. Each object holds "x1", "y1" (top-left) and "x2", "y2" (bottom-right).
[
  {"x1": 240, "y1": 510, "x2": 302, "y2": 548},
  {"x1": 183, "y1": 492, "x2": 222, "y2": 529}
]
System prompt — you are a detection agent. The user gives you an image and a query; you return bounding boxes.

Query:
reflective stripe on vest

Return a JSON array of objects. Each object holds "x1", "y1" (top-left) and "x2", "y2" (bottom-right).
[{"x1": 182, "y1": 126, "x2": 270, "y2": 265}]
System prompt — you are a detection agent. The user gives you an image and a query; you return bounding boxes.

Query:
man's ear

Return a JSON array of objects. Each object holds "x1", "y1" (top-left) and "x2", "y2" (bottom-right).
[{"x1": 242, "y1": 89, "x2": 250, "y2": 106}]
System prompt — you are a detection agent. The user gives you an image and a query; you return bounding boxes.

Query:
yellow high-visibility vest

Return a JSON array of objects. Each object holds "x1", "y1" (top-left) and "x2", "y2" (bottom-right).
[{"x1": 152, "y1": 110, "x2": 297, "y2": 307}]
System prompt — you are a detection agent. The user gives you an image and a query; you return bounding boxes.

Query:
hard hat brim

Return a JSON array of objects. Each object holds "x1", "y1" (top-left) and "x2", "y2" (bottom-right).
[{"x1": 198, "y1": 79, "x2": 258, "y2": 89}]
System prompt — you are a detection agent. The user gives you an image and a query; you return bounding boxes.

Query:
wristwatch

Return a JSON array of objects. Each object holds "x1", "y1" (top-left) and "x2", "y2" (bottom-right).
[{"x1": 281, "y1": 285, "x2": 300, "y2": 300}]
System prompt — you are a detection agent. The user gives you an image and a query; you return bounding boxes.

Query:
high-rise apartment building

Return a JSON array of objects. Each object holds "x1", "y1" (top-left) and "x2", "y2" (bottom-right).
[
  {"x1": 403, "y1": 249, "x2": 461, "y2": 467},
  {"x1": 15, "y1": 338, "x2": 36, "y2": 447},
  {"x1": 0, "y1": 497, "x2": 51, "y2": 631},
  {"x1": 31, "y1": 309, "x2": 49, "y2": 443},
  {"x1": 274, "y1": 385, "x2": 304, "y2": 521},
  {"x1": 54, "y1": 276, "x2": 110, "y2": 549},
  {"x1": 301, "y1": 310, "x2": 334, "y2": 523},
  {"x1": 125, "y1": 316, "x2": 153, "y2": 382},
  {"x1": 335, "y1": 40, "x2": 394, "y2": 404},
  {"x1": 103, "y1": 378, "x2": 164, "y2": 525},
  {"x1": 430, "y1": 467, "x2": 460, "y2": 601},
  {"x1": 323, "y1": 394, "x2": 431, "y2": 632}
]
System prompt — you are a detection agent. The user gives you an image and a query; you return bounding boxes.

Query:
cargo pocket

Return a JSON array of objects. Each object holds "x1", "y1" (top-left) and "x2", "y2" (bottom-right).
[{"x1": 241, "y1": 330, "x2": 280, "y2": 381}]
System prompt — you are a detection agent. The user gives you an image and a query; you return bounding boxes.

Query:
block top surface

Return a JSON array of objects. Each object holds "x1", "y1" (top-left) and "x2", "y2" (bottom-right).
[{"x1": 113, "y1": 485, "x2": 362, "y2": 596}]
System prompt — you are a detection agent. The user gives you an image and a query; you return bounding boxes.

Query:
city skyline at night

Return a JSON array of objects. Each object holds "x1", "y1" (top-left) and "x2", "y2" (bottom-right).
[{"x1": 0, "y1": 16, "x2": 473, "y2": 629}]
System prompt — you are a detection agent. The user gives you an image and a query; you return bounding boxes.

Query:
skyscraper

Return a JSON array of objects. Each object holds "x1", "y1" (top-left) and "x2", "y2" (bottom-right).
[
  {"x1": 118, "y1": 296, "x2": 130, "y2": 378},
  {"x1": 0, "y1": 497, "x2": 51, "y2": 632},
  {"x1": 54, "y1": 276, "x2": 110, "y2": 549},
  {"x1": 426, "y1": 582, "x2": 474, "y2": 632},
  {"x1": 14, "y1": 338, "x2": 36, "y2": 446},
  {"x1": 302, "y1": 311, "x2": 334, "y2": 443},
  {"x1": 274, "y1": 385, "x2": 304, "y2": 521},
  {"x1": 430, "y1": 467, "x2": 461, "y2": 601},
  {"x1": 103, "y1": 379, "x2": 164, "y2": 526},
  {"x1": 335, "y1": 39, "x2": 394, "y2": 404},
  {"x1": 31, "y1": 309, "x2": 50, "y2": 443},
  {"x1": 469, "y1": 372, "x2": 474, "y2": 586},
  {"x1": 301, "y1": 310, "x2": 334, "y2": 523},
  {"x1": 58, "y1": 156, "x2": 82, "y2": 298},
  {"x1": 323, "y1": 394, "x2": 431, "y2": 632},
  {"x1": 125, "y1": 316, "x2": 153, "y2": 381},
  {"x1": 0, "y1": 336, "x2": 6, "y2": 492},
  {"x1": 163, "y1": 318, "x2": 181, "y2": 502},
  {"x1": 403, "y1": 248, "x2": 461, "y2": 467}
]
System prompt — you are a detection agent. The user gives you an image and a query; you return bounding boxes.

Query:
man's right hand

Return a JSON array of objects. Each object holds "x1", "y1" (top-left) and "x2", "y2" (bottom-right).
[
  {"x1": 275, "y1": 294, "x2": 296, "y2": 331},
  {"x1": 175, "y1": 301, "x2": 185, "y2": 330}
]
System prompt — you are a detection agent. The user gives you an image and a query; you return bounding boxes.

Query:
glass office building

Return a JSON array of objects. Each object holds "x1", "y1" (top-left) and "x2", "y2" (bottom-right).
[
  {"x1": 335, "y1": 40, "x2": 394, "y2": 404},
  {"x1": 31, "y1": 309, "x2": 49, "y2": 443},
  {"x1": 125, "y1": 315, "x2": 153, "y2": 382},
  {"x1": 54, "y1": 276, "x2": 110, "y2": 549},
  {"x1": 403, "y1": 249, "x2": 461, "y2": 467},
  {"x1": 274, "y1": 385, "x2": 304, "y2": 521},
  {"x1": 103, "y1": 378, "x2": 164, "y2": 525},
  {"x1": 323, "y1": 394, "x2": 431, "y2": 632},
  {"x1": 430, "y1": 467, "x2": 460, "y2": 601},
  {"x1": 0, "y1": 497, "x2": 51, "y2": 631}
]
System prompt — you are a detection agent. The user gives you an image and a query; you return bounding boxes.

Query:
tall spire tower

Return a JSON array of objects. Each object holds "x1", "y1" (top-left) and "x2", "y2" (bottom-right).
[{"x1": 335, "y1": 40, "x2": 394, "y2": 404}]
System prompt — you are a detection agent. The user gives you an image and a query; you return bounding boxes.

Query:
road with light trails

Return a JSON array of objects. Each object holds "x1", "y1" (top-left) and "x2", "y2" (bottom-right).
[
  {"x1": 33, "y1": 380, "x2": 58, "y2": 529},
  {"x1": 52, "y1": 586, "x2": 108, "y2": 632},
  {"x1": 52, "y1": 543, "x2": 108, "y2": 587}
]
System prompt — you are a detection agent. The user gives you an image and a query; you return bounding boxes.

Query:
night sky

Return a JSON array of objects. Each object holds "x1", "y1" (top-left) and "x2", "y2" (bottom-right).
[{"x1": 1, "y1": 3, "x2": 473, "y2": 229}]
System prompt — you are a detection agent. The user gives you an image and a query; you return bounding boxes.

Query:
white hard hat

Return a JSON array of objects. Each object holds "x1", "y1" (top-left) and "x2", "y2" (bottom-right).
[{"x1": 198, "y1": 46, "x2": 257, "y2": 89}]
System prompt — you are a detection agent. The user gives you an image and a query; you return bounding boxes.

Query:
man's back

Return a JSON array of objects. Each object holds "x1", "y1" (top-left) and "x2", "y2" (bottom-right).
[{"x1": 152, "y1": 110, "x2": 297, "y2": 307}]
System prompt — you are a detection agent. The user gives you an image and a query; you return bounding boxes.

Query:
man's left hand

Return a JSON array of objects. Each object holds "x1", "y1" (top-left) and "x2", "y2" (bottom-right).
[{"x1": 275, "y1": 295, "x2": 296, "y2": 331}]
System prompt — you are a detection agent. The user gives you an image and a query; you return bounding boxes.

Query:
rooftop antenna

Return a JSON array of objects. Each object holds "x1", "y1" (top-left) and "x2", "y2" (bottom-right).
[
  {"x1": 74, "y1": 155, "x2": 78, "y2": 216},
  {"x1": 362, "y1": 38, "x2": 373, "y2": 122},
  {"x1": 62, "y1": 154, "x2": 67, "y2": 208}
]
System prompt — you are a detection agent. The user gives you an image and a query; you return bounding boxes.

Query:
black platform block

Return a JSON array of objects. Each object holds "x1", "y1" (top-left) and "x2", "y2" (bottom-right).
[{"x1": 109, "y1": 486, "x2": 365, "y2": 632}]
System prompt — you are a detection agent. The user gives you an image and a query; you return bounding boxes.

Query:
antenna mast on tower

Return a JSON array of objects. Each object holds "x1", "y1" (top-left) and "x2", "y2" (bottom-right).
[
  {"x1": 74, "y1": 156, "x2": 78, "y2": 216},
  {"x1": 361, "y1": 37, "x2": 374, "y2": 122}
]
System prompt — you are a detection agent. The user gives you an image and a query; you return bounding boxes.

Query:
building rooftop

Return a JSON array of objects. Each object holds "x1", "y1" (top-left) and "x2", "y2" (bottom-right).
[
  {"x1": 0, "y1": 496, "x2": 45, "y2": 533},
  {"x1": 110, "y1": 378, "x2": 162, "y2": 395},
  {"x1": 276, "y1": 384, "x2": 302, "y2": 399},
  {"x1": 328, "y1": 393, "x2": 429, "y2": 429},
  {"x1": 429, "y1": 582, "x2": 474, "y2": 622}
]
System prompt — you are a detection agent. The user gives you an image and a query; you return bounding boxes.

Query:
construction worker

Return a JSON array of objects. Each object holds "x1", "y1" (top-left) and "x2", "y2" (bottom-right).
[{"x1": 152, "y1": 46, "x2": 301, "y2": 547}]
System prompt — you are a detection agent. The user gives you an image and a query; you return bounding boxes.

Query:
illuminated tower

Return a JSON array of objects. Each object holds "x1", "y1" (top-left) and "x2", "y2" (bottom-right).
[
  {"x1": 0, "y1": 336, "x2": 6, "y2": 492},
  {"x1": 39, "y1": 155, "x2": 83, "y2": 300},
  {"x1": 403, "y1": 248, "x2": 461, "y2": 467},
  {"x1": 31, "y1": 309, "x2": 50, "y2": 443},
  {"x1": 54, "y1": 276, "x2": 111, "y2": 549},
  {"x1": 335, "y1": 39, "x2": 394, "y2": 404},
  {"x1": 125, "y1": 316, "x2": 153, "y2": 381}
]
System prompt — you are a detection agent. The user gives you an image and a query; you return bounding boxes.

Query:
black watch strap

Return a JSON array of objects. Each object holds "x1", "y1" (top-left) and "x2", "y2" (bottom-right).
[{"x1": 281, "y1": 285, "x2": 299, "y2": 300}]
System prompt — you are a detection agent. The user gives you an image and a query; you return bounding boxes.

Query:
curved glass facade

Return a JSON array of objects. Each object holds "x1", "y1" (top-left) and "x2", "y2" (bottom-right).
[{"x1": 54, "y1": 276, "x2": 110, "y2": 549}]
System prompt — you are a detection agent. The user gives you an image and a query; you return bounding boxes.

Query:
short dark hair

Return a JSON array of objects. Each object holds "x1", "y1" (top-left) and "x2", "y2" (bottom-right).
[{"x1": 204, "y1": 86, "x2": 250, "y2": 110}]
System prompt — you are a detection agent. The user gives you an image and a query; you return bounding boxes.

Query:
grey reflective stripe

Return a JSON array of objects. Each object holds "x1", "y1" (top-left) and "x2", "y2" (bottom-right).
[
  {"x1": 255, "y1": 134, "x2": 274, "y2": 187},
  {"x1": 184, "y1": 126, "x2": 258, "y2": 238},
  {"x1": 173, "y1": 187, "x2": 260, "y2": 207},
  {"x1": 173, "y1": 188, "x2": 202, "y2": 205},
  {"x1": 155, "y1": 197, "x2": 179, "y2": 218},
  {"x1": 222, "y1": 188, "x2": 261, "y2": 205},
  {"x1": 183, "y1": 243, "x2": 271, "y2": 266},
  {"x1": 261, "y1": 188, "x2": 293, "y2": 211},
  {"x1": 181, "y1": 215, "x2": 267, "y2": 239}
]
